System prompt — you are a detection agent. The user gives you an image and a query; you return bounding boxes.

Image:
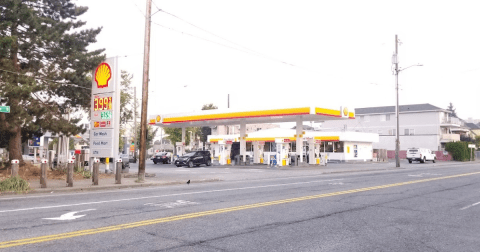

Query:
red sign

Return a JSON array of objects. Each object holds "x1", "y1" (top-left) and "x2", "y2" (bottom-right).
[
  {"x1": 283, "y1": 139, "x2": 291, "y2": 143},
  {"x1": 100, "y1": 121, "x2": 106, "y2": 127},
  {"x1": 226, "y1": 140, "x2": 233, "y2": 144}
]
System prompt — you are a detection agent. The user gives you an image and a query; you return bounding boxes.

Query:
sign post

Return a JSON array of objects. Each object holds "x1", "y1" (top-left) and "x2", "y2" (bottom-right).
[
  {"x1": 90, "y1": 58, "x2": 121, "y2": 173},
  {"x1": 468, "y1": 144, "x2": 476, "y2": 161}
]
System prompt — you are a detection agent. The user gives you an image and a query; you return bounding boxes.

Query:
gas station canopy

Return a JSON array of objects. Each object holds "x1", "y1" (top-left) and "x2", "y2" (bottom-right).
[{"x1": 149, "y1": 106, "x2": 355, "y2": 127}]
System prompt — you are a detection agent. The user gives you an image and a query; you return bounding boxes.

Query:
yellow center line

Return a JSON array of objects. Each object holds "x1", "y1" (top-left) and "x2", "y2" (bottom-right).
[{"x1": 1, "y1": 171, "x2": 479, "y2": 249}]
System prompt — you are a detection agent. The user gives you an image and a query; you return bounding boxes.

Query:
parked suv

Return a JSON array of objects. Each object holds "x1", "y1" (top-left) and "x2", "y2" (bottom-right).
[
  {"x1": 152, "y1": 152, "x2": 172, "y2": 164},
  {"x1": 407, "y1": 148, "x2": 436, "y2": 163},
  {"x1": 175, "y1": 151, "x2": 212, "y2": 168}
]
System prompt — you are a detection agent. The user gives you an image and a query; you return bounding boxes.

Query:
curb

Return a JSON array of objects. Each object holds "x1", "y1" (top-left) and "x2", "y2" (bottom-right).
[{"x1": 0, "y1": 178, "x2": 222, "y2": 196}]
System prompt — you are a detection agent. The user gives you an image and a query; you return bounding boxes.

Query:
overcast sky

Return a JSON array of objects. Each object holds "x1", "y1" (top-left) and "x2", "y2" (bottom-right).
[{"x1": 76, "y1": 0, "x2": 480, "y2": 124}]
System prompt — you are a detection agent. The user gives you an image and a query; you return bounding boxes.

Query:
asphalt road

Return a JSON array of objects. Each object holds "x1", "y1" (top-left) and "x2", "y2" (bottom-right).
[{"x1": 1, "y1": 162, "x2": 480, "y2": 251}]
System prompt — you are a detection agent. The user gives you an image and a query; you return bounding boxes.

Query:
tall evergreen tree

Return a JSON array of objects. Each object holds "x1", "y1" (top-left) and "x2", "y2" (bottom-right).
[
  {"x1": 0, "y1": 1, "x2": 105, "y2": 162},
  {"x1": 447, "y1": 102, "x2": 457, "y2": 118}
]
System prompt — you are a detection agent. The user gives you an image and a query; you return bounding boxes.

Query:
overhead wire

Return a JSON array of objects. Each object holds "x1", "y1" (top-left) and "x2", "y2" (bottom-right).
[
  {"x1": 151, "y1": 2, "x2": 300, "y2": 68},
  {"x1": 0, "y1": 68, "x2": 91, "y2": 90}
]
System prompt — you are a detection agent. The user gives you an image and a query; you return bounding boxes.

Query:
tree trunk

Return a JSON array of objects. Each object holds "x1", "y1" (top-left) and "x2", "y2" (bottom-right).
[{"x1": 8, "y1": 127, "x2": 23, "y2": 162}]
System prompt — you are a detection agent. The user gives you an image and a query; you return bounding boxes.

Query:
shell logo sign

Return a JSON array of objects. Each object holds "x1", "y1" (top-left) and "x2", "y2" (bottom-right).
[
  {"x1": 343, "y1": 107, "x2": 348, "y2": 117},
  {"x1": 156, "y1": 115, "x2": 161, "y2": 122},
  {"x1": 95, "y1": 63, "x2": 112, "y2": 89}
]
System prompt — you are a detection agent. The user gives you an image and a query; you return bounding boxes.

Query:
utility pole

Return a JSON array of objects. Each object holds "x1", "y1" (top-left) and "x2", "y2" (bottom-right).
[
  {"x1": 394, "y1": 34, "x2": 400, "y2": 168},
  {"x1": 138, "y1": 0, "x2": 152, "y2": 181},
  {"x1": 133, "y1": 86, "x2": 137, "y2": 162}
]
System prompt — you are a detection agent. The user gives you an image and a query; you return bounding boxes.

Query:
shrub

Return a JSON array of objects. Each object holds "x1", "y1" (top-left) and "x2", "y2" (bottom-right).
[
  {"x1": 0, "y1": 176, "x2": 30, "y2": 193},
  {"x1": 445, "y1": 141, "x2": 473, "y2": 161}
]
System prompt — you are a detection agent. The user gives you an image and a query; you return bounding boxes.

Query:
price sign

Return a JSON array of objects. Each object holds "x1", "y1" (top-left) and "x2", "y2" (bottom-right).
[
  {"x1": 101, "y1": 111, "x2": 112, "y2": 119},
  {"x1": 93, "y1": 96, "x2": 112, "y2": 111},
  {"x1": 90, "y1": 58, "x2": 120, "y2": 158}
]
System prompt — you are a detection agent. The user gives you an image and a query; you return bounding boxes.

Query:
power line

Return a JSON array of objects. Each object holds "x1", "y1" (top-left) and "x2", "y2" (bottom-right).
[
  {"x1": 0, "y1": 68, "x2": 91, "y2": 90},
  {"x1": 128, "y1": 0, "x2": 146, "y2": 17},
  {"x1": 152, "y1": 4, "x2": 298, "y2": 67}
]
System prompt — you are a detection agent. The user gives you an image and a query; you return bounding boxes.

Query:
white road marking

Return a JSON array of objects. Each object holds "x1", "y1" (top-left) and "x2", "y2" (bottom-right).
[
  {"x1": 328, "y1": 182, "x2": 345, "y2": 185},
  {"x1": 42, "y1": 209, "x2": 95, "y2": 221},
  {"x1": 408, "y1": 173, "x2": 442, "y2": 177},
  {"x1": 145, "y1": 200, "x2": 198, "y2": 208},
  {"x1": 176, "y1": 170, "x2": 191, "y2": 172},
  {"x1": 460, "y1": 201, "x2": 480, "y2": 210},
  {"x1": 0, "y1": 179, "x2": 344, "y2": 213}
]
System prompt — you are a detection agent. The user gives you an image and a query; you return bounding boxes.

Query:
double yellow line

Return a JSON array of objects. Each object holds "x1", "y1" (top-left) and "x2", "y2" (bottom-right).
[{"x1": 1, "y1": 171, "x2": 479, "y2": 249}]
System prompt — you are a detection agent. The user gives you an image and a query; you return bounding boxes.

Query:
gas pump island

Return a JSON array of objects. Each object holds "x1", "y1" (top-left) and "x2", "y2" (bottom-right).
[{"x1": 149, "y1": 106, "x2": 355, "y2": 166}]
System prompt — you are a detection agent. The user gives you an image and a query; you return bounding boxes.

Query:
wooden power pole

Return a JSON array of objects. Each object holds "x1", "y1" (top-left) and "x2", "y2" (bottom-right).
[{"x1": 138, "y1": 0, "x2": 152, "y2": 181}]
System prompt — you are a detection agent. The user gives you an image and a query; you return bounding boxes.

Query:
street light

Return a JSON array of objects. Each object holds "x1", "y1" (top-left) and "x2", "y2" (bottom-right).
[{"x1": 393, "y1": 35, "x2": 423, "y2": 167}]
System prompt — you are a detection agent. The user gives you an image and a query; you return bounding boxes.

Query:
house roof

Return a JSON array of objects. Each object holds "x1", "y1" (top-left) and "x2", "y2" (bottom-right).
[
  {"x1": 355, "y1": 104, "x2": 446, "y2": 115},
  {"x1": 465, "y1": 123, "x2": 480, "y2": 129}
]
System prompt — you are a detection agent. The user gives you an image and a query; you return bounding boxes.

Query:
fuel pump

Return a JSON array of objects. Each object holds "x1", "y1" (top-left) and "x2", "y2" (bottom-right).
[
  {"x1": 225, "y1": 140, "x2": 233, "y2": 165},
  {"x1": 253, "y1": 141, "x2": 265, "y2": 164},
  {"x1": 217, "y1": 140, "x2": 233, "y2": 165},
  {"x1": 307, "y1": 138, "x2": 316, "y2": 165},
  {"x1": 217, "y1": 140, "x2": 226, "y2": 165},
  {"x1": 314, "y1": 140, "x2": 322, "y2": 165},
  {"x1": 175, "y1": 142, "x2": 185, "y2": 158},
  {"x1": 275, "y1": 138, "x2": 291, "y2": 167}
]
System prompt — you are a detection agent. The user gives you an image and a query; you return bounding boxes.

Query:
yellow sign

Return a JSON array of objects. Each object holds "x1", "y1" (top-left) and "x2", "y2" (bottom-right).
[
  {"x1": 343, "y1": 107, "x2": 348, "y2": 116},
  {"x1": 156, "y1": 115, "x2": 161, "y2": 122},
  {"x1": 94, "y1": 63, "x2": 112, "y2": 89}
]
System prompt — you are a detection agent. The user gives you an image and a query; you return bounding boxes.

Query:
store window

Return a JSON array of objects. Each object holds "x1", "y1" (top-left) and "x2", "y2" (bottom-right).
[
  {"x1": 325, "y1": 142, "x2": 334, "y2": 152},
  {"x1": 335, "y1": 142, "x2": 344, "y2": 152}
]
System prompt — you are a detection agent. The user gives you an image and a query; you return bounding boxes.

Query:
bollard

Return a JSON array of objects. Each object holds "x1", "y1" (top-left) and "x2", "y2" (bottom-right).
[
  {"x1": 11, "y1": 159, "x2": 19, "y2": 177},
  {"x1": 41, "y1": 159, "x2": 48, "y2": 188},
  {"x1": 115, "y1": 159, "x2": 122, "y2": 184},
  {"x1": 67, "y1": 159, "x2": 74, "y2": 187},
  {"x1": 92, "y1": 158, "x2": 99, "y2": 185}
]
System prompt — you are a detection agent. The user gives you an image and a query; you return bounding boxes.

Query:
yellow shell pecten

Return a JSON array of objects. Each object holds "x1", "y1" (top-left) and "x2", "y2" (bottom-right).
[{"x1": 95, "y1": 63, "x2": 111, "y2": 88}]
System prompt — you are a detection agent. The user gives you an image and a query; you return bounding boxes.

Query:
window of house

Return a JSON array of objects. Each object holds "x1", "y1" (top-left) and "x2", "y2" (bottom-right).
[
  {"x1": 405, "y1": 129, "x2": 415, "y2": 135},
  {"x1": 389, "y1": 129, "x2": 396, "y2": 135}
]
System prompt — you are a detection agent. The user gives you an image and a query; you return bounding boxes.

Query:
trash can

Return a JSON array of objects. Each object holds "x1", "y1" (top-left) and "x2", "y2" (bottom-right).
[{"x1": 245, "y1": 155, "x2": 251, "y2": 165}]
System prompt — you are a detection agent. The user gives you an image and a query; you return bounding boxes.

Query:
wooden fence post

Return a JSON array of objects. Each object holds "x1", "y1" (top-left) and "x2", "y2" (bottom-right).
[
  {"x1": 92, "y1": 158, "x2": 99, "y2": 186},
  {"x1": 11, "y1": 159, "x2": 19, "y2": 177},
  {"x1": 67, "y1": 159, "x2": 74, "y2": 187},
  {"x1": 40, "y1": 159, "x2": 48, "y2": 188}
]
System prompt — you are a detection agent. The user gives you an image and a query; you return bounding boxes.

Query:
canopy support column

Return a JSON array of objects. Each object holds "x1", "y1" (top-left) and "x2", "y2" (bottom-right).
[
  {"x1": 182, "y1": 127, "x2": 185, "y2": 144},
  {"x1": 240, "y1": 121, "x2": 246, "y2": 162},
  {"x1": 296, "y1": 119, "x2": 303, "y2": 163}
]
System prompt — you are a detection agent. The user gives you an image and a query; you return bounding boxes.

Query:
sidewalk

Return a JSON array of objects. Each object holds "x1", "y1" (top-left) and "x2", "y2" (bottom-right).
[{"x1": 3, "y1": 159, "x2": 478, "y2": 195}]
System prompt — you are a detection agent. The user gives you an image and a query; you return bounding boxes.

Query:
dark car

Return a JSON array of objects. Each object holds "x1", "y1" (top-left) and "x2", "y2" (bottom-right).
[
  {"x1": 175, "y1": 151, "x2": 212, "y2": 168},
  {"x1": 152, "y1": 152, "x2": 172, "y2": 164}
]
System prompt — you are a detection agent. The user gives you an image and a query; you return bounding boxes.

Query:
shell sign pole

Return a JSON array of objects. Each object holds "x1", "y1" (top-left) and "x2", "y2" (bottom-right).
[{"x1": 90, "y1": 58, "x2": 121, "y2": 162}]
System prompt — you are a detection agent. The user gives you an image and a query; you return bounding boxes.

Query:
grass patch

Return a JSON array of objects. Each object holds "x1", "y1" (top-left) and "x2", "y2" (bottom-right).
[{"x1": 0, "y1": 176, "x2": 31, "y2": 193}]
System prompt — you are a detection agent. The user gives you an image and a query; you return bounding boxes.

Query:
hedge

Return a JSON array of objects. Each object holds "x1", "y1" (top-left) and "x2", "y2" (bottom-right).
[{"x1": 445, "y1": 141, "x2": 474, "y2": 161}]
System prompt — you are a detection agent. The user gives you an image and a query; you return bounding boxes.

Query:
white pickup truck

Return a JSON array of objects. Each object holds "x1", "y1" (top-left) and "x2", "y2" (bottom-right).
[{"x1": 407, "y1": 148, "x2": 436, "y2": 163}]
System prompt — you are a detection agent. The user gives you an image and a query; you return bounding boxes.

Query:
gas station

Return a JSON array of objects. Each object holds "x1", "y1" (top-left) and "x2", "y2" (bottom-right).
[{"x1": 149, "y1": 105, "x2": 360, "y2": 167}]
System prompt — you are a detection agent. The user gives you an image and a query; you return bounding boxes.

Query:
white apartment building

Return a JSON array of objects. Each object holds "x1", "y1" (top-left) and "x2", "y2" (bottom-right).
[{"x1": 320, "y1": 104, "x2": 468, "y2": 151}]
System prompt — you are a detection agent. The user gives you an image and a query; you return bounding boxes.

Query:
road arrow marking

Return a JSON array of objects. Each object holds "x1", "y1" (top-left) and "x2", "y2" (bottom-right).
[{"x1": 43, "y1": 209, "x2": 96, "y2": 221}]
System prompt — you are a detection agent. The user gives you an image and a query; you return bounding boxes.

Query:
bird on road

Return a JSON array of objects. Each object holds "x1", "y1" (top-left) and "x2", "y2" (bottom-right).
[{"x1": 187, "y1": 180, "x2": 190, "y2": 185}]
